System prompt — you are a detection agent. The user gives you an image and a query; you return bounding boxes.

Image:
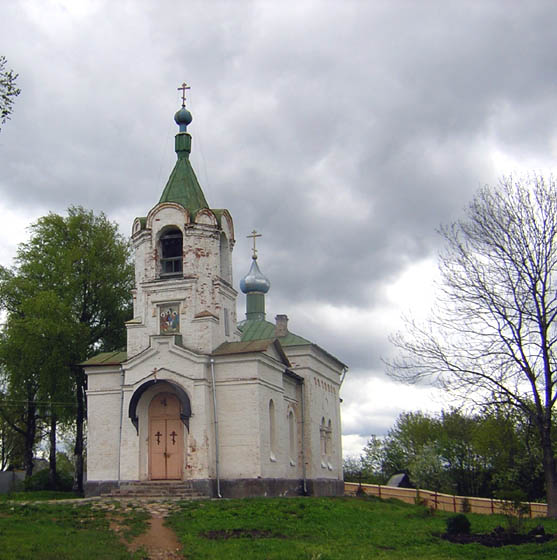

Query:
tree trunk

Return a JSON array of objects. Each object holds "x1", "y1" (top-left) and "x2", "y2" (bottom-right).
[
  {"x1": 1, "y1": 424, "x2": 5, "y2": 470},
  {"x1": 541, "y1": 425, "x2": 557, "y2": 517},
  {"x1": 48, "y1": 413, "x2": 57, "y2": 490},
  {"x1": 73, "y1": 367, "x2": 85, "y2": 494},
  {"x1": 23, "y1": 398, "x2": 36, "y2": 479}
]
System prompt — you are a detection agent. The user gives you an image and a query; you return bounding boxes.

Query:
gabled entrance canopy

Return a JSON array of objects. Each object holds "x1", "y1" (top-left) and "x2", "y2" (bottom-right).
[{"x1": 128, "y1": 379, "x2": 192, "y2": 434}]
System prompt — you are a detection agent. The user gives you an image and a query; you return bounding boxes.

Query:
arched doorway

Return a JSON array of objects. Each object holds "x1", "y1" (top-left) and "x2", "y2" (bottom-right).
[{"x1": 149, "y1": 392, "x2": 183, "y2": 480}]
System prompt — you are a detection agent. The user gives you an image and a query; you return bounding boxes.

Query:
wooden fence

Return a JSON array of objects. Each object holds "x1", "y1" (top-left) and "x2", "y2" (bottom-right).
[{"x1": 344, "y1": 482, "x2": 548, "y2": 518}]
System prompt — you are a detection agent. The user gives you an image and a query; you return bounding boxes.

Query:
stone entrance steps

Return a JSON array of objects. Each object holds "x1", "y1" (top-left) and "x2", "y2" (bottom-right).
[{"x1": 103, "y1": 481, "x2": 208, "y2": 499}]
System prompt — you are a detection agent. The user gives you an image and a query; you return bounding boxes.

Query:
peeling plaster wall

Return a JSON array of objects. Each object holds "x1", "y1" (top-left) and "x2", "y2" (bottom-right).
[{"x1": 128, "y1": 203, "x2": 238, "y2": 357}]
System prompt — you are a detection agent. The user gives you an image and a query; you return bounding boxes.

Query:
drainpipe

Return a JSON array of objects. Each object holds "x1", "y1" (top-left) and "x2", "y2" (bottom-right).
[
  {"x1": 210, "y1": 358, "x2": 222, "y2": 498},
  {"x1": 338, "y1": 367, "x2": 348, "y2": 490},
  {"x1": 117, "y1": 365, "x2": 125, "y2": 487},
  {"x1": 301, "y1": 380, "x2": 307, "y2": 495},
  {"x1": 340, "y1": 366, "x2": 348, "y2": 387}
]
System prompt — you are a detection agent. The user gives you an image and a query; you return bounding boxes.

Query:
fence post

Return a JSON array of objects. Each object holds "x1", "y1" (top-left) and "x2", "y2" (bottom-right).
[
  {"x1": 378, "y1": 485, "x2": 381, "y2": 499},
  {"x1": 453, "y1": 495, "x2": 456, "y2": 513}
]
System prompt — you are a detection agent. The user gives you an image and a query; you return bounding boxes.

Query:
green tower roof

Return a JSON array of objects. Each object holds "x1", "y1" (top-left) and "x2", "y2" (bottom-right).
[{"x1": 158, "y1": 100, "x2": 209, "y2": 214}]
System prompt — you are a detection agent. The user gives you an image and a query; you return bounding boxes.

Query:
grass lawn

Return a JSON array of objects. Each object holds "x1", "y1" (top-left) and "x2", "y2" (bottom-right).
[
  {"x1": 2, "y1": 493, "x2": 557, "y2": 559},
  {"x1": 168, "y1": 496, "x2": 557, "y2": 560},
  {"x1": 0, "y1": 490, "x2": 81, "y2": 502},
  {"x1": 0, "y1": 499, "x2": 148, "y2": 560}
]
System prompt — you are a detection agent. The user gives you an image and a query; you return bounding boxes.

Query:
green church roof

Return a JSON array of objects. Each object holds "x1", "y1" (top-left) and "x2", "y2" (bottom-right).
[
  {"x1": 238, "y1": 318, "x2": 347, "y2": 368},
  {"x1": 80, "y1": 350, "x2": 127, "y2": 366},
  {"x1": 238, "y1": 319, "x2": 311, "y2": 346}
]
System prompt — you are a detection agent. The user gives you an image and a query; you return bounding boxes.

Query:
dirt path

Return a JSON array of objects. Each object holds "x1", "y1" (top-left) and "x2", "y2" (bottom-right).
[
  {"x1": 129, "y1": 514, "x2": 183, "y2": 559},
  {"x1": 18, "y1": 496, "x2": 186, "y2": 559},
  {"x1": 92, "y1": 497, "x2": 185, "y2": 559}
]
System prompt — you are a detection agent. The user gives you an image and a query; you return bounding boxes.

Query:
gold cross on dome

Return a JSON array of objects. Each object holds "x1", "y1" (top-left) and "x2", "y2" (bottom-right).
[
  {"x1": 247, "y1": 229, "x2": 262, "y2": 259},
  {"x1": 178, "y1": 82, "x2": 191, "y2": 107}
]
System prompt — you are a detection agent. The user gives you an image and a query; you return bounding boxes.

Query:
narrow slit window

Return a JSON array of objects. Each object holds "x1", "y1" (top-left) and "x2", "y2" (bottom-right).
[
  {"x1": 224, "y1": 308, "x2": 230, "y2": 336},
  {"x1": 326, "y1": 419, "x2": 332, "y2": 457},
  {"x1": 288, "y1": 409, "x2": 296, "y2": 466},
  {"x1": 269, "y1": 399, "x2": 277, "y2": 461},
  {"x1": 320, "y1": 417, "x2": 326, "y2": 468}
]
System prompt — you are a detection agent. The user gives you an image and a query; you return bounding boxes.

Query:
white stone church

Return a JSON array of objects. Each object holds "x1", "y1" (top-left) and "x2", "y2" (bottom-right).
[{"x1": 83, "y1": 92, "x2": 347, "y2": 497}]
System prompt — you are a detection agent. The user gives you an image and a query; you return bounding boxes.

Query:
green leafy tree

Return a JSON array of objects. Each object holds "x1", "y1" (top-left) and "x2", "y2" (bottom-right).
[
  {"x1": 389, "y1": 175, "x2": 557, "y2": 516},
  {"x1": 343, "y1": 436, "x2": 387, "y2": 484},
  {"x1": 409, "y1": 442, "x2": 452, "y2": 493},
  {"x1": 435, "y1": 409, "x2": 487, "y2": 497},
  {"x1": 474, "y1": 407, "x2": 545, "y2": 501},
  {"x1": 342, "y1": 456, "x2": 364, "y2": 482},
  {"x1": 0, "y1": 55, "x2": 20, "y2": 131},
  {"x1": 360, "y1": 435, "x2": 387, "y2": 483},
  {"x1": 0, "y1": 206, "x2": 133, "y2": 491},
  {"x1": 381, "y1": 411, "x2": 440, "y2": 478},
  {"x1": 358, "y1": 407, "x2": 545, "y2": 500},
  {"x1": 0, "y1": 382, "x2": 25, "y2": 471},
  {"x1": 0, "y1": 322, "x2": 42, "y2": 477},
  {"x1": 3, "y1": 292, "x2": 81, "y2": 487}
]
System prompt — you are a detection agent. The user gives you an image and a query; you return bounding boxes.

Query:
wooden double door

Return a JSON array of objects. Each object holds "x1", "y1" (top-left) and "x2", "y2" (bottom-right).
[{"x1": 149, "y1": 392, "x2": 183, "y2": 480}]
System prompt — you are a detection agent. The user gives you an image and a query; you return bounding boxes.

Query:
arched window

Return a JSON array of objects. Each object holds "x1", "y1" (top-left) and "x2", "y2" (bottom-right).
[
  {"x1": 219, "y1": 233, "x2": 232, "y2": 284},
  {"x1": 160, "y1": 228, "x2": 183, "y2": 276},
  {"x1": 288, "y1": 409, "x2": 296, "y2": 466},
  {"x1": 269, "y1": 399, "x2": 277, "y2": 461}
]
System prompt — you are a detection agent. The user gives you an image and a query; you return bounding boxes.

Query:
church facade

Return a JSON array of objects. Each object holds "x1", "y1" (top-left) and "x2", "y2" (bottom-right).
[{"x1": 83, "y1": 93, "x2": 347, "y2": 498}]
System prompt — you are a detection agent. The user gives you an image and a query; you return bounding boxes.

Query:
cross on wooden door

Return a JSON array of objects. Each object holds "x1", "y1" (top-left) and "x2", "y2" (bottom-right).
[{"x1": 149, "y1": 393, "x2": 183, "y2": 480}]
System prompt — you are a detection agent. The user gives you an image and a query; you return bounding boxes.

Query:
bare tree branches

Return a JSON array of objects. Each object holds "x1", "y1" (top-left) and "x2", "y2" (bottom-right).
[{"x1": 387, "y1": 175, "x2": 557, "y2": 515}]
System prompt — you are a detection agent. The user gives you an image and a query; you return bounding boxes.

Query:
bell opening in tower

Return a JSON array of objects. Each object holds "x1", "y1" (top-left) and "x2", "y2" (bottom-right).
[{"x1": 160, "y1": 227, "x2": 183, "y2": 276}]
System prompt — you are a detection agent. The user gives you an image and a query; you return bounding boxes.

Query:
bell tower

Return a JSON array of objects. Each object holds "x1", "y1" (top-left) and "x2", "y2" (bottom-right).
[{"x1": 127, "y1": 84, "x2": 239, "y2": 356}]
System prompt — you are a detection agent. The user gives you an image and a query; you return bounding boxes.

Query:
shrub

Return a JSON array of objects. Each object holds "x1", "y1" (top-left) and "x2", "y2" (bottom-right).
[
  {"x1": 446, "y1": 513, "x2": 471, "y2": 535},
  {"x1": 496, "y1": 489, "x2": 529, "y2": 534},
  {"x1": 24, "y1": 469, "x2": 73, "y2": 491}
]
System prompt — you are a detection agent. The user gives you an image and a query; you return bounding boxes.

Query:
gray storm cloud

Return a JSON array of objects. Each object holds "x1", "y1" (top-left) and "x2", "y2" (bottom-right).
[{"x1": 1, "y1": 0, "x2": 557, "y2": 439}]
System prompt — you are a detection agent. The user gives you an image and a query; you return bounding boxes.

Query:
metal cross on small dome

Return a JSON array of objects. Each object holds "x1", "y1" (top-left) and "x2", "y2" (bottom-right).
[
  {"x1": 247, "y1": 230, "x2": 262, "y2": 259},
  {"x1": 178, "y1": 82, "x2": 191, "y2": 107}
]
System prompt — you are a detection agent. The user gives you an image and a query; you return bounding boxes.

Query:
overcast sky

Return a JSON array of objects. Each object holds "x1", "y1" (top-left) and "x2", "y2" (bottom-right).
[{"x1": 2, "y1": 0, "x2": 557, "y2": 458}]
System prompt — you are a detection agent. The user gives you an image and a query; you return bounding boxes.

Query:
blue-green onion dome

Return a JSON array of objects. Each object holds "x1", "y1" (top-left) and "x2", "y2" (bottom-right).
[
  {"x1": 240, "y1": 258, "x2": 271, "y2": 294},
  {"x1": 174, "y1": 106, "x2": 192, "y2": 132}
]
